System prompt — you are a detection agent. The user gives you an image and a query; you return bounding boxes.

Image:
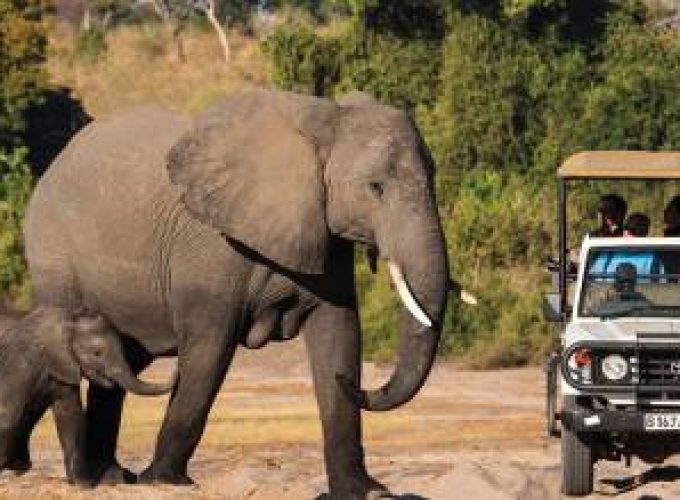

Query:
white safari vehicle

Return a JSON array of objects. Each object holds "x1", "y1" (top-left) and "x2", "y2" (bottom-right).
[{"x1": 544, "y1": 151, "x2": 680, "y2": 496}]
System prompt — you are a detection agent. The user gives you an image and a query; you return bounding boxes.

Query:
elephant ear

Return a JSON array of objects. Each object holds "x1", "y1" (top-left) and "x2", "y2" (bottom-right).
[
  {"x1": 43, "y1": 316, "x2": 81, "y2": 386},
  {"x1": 168, "y1": 91, "x2": 337, "y2": 274}
]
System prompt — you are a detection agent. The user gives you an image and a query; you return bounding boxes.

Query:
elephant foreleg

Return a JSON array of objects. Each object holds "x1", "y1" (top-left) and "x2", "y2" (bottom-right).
[
  {"x1": 85, "y1": 335, "x2": 152, "y2": 484},
  {"x1": 52, "y1": 383, "x2": 88, "y2": 485},
  {"x1": 139, "y1": 332, "x2": 236, "y2": 484},
  {"x1": 303, "y1": 302, "x2": 389, "y2": 499}
]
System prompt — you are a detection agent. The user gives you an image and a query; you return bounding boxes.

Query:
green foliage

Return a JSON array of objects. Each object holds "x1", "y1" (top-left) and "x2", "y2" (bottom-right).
[
  {"x1": 0, "y1": 0, "x2": 48, "y2": 147},
  {"x1": 355, "y1": 255, "x2": 400, "y2": 360},
  {"x1": 261, "y1": 25, "x2": 340, "y2": 95},
  {"x1": 438, "y1": 172, "x2": 554, "y2": 362},
  {"x1": 74, "y1": 27, "x2": 109, "y2": 62},
  {"x1": 267, "y1": 0, "x2": 350, "y2": 20},
  {"x1": 262, "y1": 0, "x2": 444, "y2": 107},
  {"x1": 0, "y1": 0, "x2": 46, "y2": 304},
  {"x1": 334, "y1": 34, "x2": 441, "y2": 109},
  {"x1": 575, "y1": 15, "x2": 680, "y2": 151},
  {"x1": 0, "y1": 148, "x2": 33, "y2": 292},
  {"x1": 263, "y1": 0, "x2": 680, "y2": 367}
]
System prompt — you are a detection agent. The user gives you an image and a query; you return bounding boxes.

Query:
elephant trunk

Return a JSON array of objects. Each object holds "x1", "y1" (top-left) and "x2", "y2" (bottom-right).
[
  {"x1": 109, "y1": 365, "x2": 177, "y2": 396},
  {"x1": 339, "y1": 216, "x2": 450, "y2": 411}
]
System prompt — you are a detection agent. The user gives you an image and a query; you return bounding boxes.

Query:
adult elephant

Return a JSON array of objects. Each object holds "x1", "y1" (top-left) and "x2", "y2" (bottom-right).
[{"x1": 24, "y1": 90, "x2": 459, "y2": 498}]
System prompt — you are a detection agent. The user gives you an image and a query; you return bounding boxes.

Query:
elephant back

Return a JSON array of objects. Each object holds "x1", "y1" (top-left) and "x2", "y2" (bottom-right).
[{"x1": 23, "y1": 109, "x2": 191, "y2": 348}]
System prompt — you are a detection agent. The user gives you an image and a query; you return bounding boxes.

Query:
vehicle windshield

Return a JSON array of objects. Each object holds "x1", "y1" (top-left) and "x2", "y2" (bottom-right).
[{"x1": 580, "y1": 247, "x2": 680, "y2": 318}]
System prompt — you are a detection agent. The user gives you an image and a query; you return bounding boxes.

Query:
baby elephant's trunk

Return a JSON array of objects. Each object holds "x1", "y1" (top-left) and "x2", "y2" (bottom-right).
[
  {"x1": 109, "y1": 365, "x2": 177, "y2": 396},
  {"x1": 69, "y1": 312, "x2": 176, "y2": 396}
]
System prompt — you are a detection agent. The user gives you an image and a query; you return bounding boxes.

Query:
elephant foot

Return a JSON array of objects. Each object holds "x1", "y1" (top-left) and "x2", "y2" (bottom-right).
[
  {"x1": 90, "y1": 462, "x2": 137, "y2": 485},
  {"x1": 327, "y1": 474, "x2": 392, "y2": 500},
  {"x1": 139, "y1": 463, "x2": 195, "y2": 486},
  {"x1": 67, "y1": 475, "x2": 96, "y2": 489},
  {"x1": 5, "y1": 456, "x2": 31, "y2": 475}
]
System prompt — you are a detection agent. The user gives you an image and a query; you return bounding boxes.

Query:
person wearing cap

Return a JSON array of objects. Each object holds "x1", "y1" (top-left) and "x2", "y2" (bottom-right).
[
  {"x1": 589, "y1": 212, "x2": 662, "y2": 281},
  {"x1": 590, "y1": 194, "x2": 627, "y2": 237}
]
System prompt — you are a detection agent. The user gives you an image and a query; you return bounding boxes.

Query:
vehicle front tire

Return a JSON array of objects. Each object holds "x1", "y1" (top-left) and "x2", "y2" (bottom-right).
[{"x1": 561, "y1": 424, "x2": 594, "y2": 496}]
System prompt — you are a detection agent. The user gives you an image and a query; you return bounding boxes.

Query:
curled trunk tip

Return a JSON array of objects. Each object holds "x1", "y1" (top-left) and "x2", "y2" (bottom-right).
[{"x1": 114, "y1": 367, "x2": 178, "y2": 396}]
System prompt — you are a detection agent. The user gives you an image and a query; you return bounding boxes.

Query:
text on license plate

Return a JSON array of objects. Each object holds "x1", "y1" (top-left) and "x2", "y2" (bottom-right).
[{"x1": 644, "y1": 413, "x2": 680, "y2": 430}]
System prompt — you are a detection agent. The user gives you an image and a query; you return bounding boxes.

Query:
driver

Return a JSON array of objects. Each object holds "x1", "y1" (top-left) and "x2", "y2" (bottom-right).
[{"x1": 612, "y1": 262, "x2": 648, "y2": 305}]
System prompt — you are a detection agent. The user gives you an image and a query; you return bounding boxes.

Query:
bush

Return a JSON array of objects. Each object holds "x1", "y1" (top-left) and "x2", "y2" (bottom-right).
[
  {"x1": 0, "y1": 0, "x2": 48, "y2": 147},
  {"x1": 74, "y1": 27, "x2": 108, "y2": 62},
  {"x1": 262, "y1": 0, "x2": 444, "y2": 107},
  {"x1": 0, "y1": 0, "x2": 46, "y2": 305},
  {"x1": 0, "y1": 148, "x2": 33, "y2": 296},
  {"x1": 261, "y1": 25, "x2": 341, "y2": 95},
  {"x1": 263, "y1": 1, "x2": 680, "y2": 367}
]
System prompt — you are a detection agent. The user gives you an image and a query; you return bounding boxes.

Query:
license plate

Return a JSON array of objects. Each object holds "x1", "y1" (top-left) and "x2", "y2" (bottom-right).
[{"x1": 644, "y1": 413, "x2": 680, "y2": 431}]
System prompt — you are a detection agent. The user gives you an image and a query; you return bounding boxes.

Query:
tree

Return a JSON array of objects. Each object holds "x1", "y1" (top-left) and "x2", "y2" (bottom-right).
[
  {"x1": 192, "y1": 0, "x2": 254, "y2": 64},
  {"x1": 0, "y1": 0, "x2": 48, "y2": 147},
  {"x1": 0, "y1": 0, "x2": 47, "y2": 302},
  {"x1": 139, "y1": 0, "x2": 259, "y2": 65}
]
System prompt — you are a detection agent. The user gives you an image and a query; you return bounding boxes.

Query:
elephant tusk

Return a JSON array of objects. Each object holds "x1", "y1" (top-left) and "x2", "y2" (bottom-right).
[
  {"x1": 460, "y1": 290, "x2": 478, "y2": 305},
  {"x1": 387, "y1": 260, "x2": 432, "y2": 328},
  {"x1": 448, "y1": 278, "x2": 478, "y2": 306}
]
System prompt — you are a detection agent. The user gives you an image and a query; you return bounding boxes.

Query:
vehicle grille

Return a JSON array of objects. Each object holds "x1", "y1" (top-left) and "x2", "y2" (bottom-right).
[{"x1": 637, "y1": 350, "x2": 680, "y2": 387}]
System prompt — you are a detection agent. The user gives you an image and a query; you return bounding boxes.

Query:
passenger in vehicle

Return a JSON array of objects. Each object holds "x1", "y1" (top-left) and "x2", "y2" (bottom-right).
[
  {"x1": 623, "y1": 212, "x2": 650, "y2": 237},
  {"x1": 661, "y1": 196, "x2": 680, "y2": 281},
  {"x1": 589, "y1": 213, "x2": 662, "y2": 280},
  {"x1": 565, "y1": 194, "x2": 627, "y2": 272},
  {"x1": 590, "y1": 194, "x2": 627, "y2": 237},
  {"x1": 664, "y1": 195, "x2": 680, "y2": 236}
]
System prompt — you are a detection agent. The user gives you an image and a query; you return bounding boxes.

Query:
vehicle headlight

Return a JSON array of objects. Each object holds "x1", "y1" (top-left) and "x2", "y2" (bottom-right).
[{"x1": 601, "y1": 354, "x2": 629, "y2": 381}]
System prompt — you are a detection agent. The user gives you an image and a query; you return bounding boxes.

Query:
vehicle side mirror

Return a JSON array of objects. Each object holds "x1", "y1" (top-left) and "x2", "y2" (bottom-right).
[
  {"x1": 545, "y1": 256, "x2": 559, "y2": 272},
  {"x1": 543, "y1": 293, "x2": 564, "y2": 323}
]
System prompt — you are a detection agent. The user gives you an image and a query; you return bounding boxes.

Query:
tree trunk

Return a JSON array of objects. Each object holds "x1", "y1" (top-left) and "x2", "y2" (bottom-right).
[
  {"x1": 81, "y1": 5, "x2": 91, "y2": 31},
  {"x1": 204, "y1": 6, "x2": 230, "y2": 65}
]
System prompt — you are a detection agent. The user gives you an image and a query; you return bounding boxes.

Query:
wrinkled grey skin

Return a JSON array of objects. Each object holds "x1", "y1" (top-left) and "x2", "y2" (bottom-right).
[
  {"x1": 0, "y1": 307, "x2": 174, "y2": 484},
  {"x1": 24, "y1": 89, "x2": 453, "y2": 497}
]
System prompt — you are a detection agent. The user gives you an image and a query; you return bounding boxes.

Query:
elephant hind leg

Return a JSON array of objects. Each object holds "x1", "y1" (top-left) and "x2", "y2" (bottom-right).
[
  {"x1": 5, "y1": 396, "x2": 51, "y2": 474},
  {"x1": 0, "y1": 397, "x2": 28, "y2": 471}
]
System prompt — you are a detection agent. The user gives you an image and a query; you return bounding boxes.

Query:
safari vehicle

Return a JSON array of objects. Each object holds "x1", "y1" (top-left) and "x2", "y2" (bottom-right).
[{"x1": 544, "y1": 151, "x2": 680, "y2": 496}]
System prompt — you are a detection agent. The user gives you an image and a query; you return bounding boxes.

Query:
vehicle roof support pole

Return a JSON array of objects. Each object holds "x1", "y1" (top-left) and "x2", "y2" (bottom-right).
[{"x1": 558, "y1": 179, "x2": 568, "y2": 320}]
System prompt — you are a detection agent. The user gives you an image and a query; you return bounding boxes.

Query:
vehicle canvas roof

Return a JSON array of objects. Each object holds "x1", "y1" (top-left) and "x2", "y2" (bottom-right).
[{"x1": 558, "y1": 151, "x2": 680, "y2": 179}]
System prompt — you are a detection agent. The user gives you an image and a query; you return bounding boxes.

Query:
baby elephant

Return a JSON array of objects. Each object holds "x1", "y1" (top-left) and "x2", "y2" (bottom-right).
[{"x1": 0, "y1": 307, "x2": 175, "y2": 484}]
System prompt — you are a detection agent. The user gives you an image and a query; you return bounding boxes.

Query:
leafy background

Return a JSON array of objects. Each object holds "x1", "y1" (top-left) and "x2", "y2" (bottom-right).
[{"x1": 3, "y1": 0, "x2": 680, "y2": 366}]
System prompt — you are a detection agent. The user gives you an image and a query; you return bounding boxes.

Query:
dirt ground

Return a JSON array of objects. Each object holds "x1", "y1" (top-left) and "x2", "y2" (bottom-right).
[{"x1": 2, "y1": 339, "x2": 680, "y2": 499}]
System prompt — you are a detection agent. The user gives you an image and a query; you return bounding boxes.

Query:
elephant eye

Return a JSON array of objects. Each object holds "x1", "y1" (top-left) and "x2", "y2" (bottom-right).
[{"x1": 368, "y1": 181, "x2": 384, "y2": 198}]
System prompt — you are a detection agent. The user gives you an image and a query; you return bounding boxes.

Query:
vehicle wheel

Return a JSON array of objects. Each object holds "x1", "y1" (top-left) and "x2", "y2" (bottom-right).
[{"x1": 561, "y1": 424, "x2": 594, "y2": 496}]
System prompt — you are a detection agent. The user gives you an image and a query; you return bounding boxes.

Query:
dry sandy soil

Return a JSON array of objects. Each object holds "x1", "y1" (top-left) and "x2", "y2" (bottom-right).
[{"x1": 2, "y1": 339, "x2": 680, "y2": 499}]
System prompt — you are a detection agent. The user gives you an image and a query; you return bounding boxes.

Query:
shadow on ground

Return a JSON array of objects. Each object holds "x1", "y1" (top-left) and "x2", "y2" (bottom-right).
[
  {"x1": 599, "y1": 465, "x2": 680, "y2": 497},
  {"x1": 316, "y1": 494, "x2": 427, "y2": 499}
]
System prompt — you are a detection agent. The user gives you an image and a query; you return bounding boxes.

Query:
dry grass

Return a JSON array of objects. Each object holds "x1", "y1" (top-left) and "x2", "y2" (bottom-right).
[
  {"x1": 27, "y1": 356, "x2": 545, "y2": 458},
  {"x1": 47, "y1": 24, "x2": 270, "y2": 118},
  {"x1": 1, "y1": 353, "x2": 560, "y2": 499}
]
